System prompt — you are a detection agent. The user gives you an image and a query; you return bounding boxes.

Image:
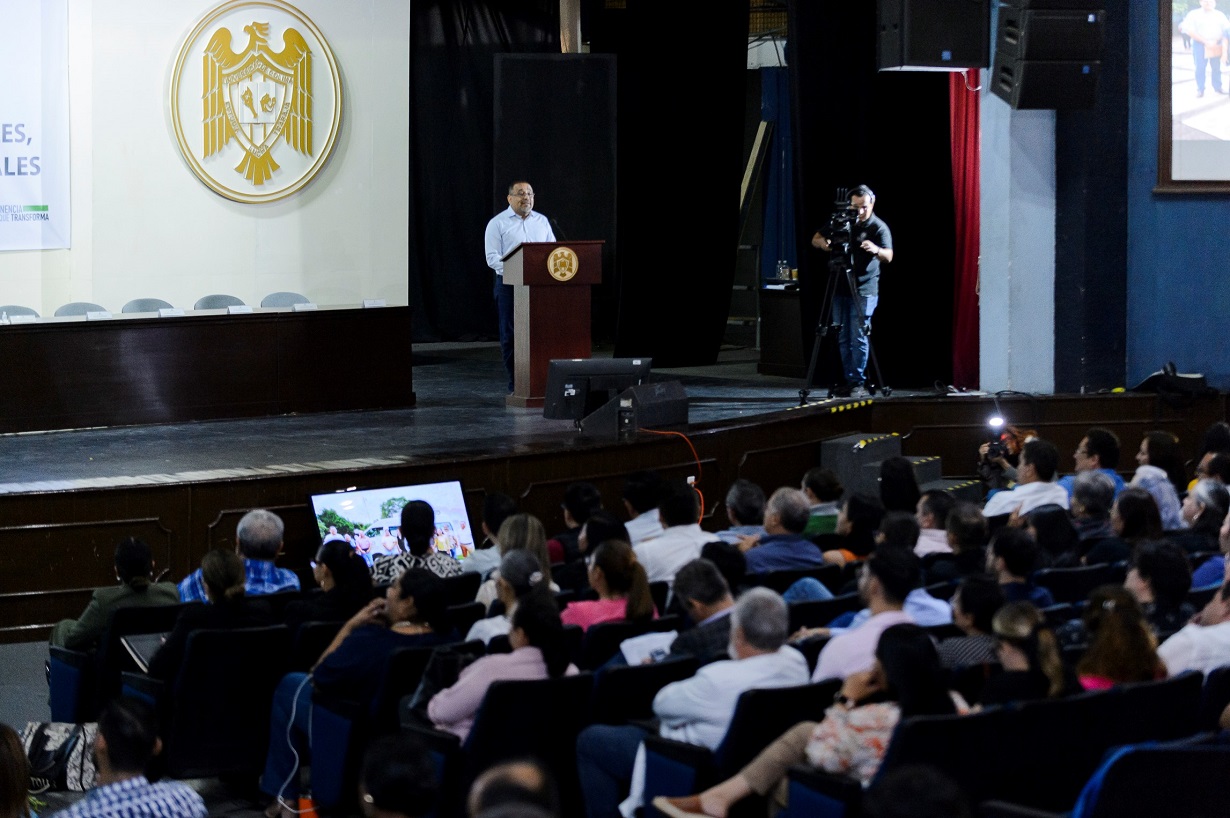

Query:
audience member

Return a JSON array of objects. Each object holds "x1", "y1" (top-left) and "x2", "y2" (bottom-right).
[
  {"x1": 820, "y1": 493, "x2": 885, "y2": 565},
  {"x1": 878, "y1": 456, "x2": 921, "y2": 514},
  {"x1": 801, "y1": 467, "x2": 844, "y2": 536},
  {"x1": 827, "y1": 540, "x2": 952, "y2": 636},
  {"x1": 877, "y1": 511, "x2": 921, "y2": 550},
  {"x1": 1173, "y1": 478, "x2": 1230, "y2": 554},
  {"x1": 804, "y1": 547, "x2": 918, "y2": 682},
  {"x1": 467, "y1": 759, "x2": 560, "y2": 818},
  {"x1": 653, "y1": 624, "x2": 964, "y2": 818},
  {"x1": 52, "y1": 697, "x2": 206, "y2": 818},
  {"x1": 1112, "y1": 487, "x2": 1165, "y2": 549},
  {"x1": 561, "y1": 539, "x2": 654, "y2": 631},
  {"x1": 1069, "y1": 471, "x2": 1130, "y2": 565},
  {"x1": 429, "y1": 588, "x2": 576, "y2": 741},
  {"x1": 372, "y1": 501, "x2": 464, "y2": 585},
  {"x1": 464, "y1": 492, "x2": 518, "y2": 580},
  {"x1": 466, "y1": 550, "x2": 545, "y2": 644},
  {"x1": 149, "y1": 549, "x2": 276, "y2": 681},
  {"x1": 50, "y1": 537, "x2": 179, "y2": 651},
  {"x1": 665, "y1": 558, "x2": 736, "y2": 664},
  {"x1": 1192, "y1": 511, "x2": 1230, "y2": 587},
  {"x1": 260, "y1": 568, "x2": 453, "y2": 813},
  {"x1": 1057, "y1": 428, "x2": 1126, "y2": 499},
  {"x1": 982, "y1": 602, "x2": 1075, "y2": 705},
  {"x1": 913, "y1": 490, "x2": 956, "y2": 558},
  {"x1": 359, "y1": 734, "x2": 439, "y2": 818},
  {"x1": 559, "y1": 510, "x2": 632, "y2": 593},
  {"x1": 1025, "y1": 504, "x2": 1079, "y2": 568},
  {"x1": 987, "y1": 528, "x2": 1054, "y2": 608},
  {"x1": 715, "y1": 479, "x2": 766, "y2": 545},
  {"x1": 1075, "y1": 585, "x2": 1166, "y2": 690},
  {"x1": 178, "y1": 509, "x2": 298, "y2": 602},
  {"x1": 476, "y1": 514, "x2": 553, "y2": 609},
  {"x1": 739, "y1": 488, "x2": 826, "y2": 573},
  {"x1": 0, "y1": 723, "x2": 29, "y2": 818},
  {"x1": 621, "y1": 471, "x2": 667, "y2": 546},
  {"x1": 937, "y1": 575, "x2": 1004, "y2": 669},
  {"x1": 283, "y1": 539, "x2": 374, "y2": 631},
  {"x1": 576, "y1": 588, "x2": 809, "y2": 818},
  {"x1": 923, "y1": 502, "x2": 988, "y2": 585},
  {"x1": 981, "y1": 438, "x2": 1069, "y2": 519},
  {"x1": 547, "y1": 482, "x2": 602, "y2": 565},
  {"x1": 1157, "y1": 580, "x2": 1230, "y2": 675},
  {"x1": 699, "y1": 541, "x2": 747, "y2": 599},
  {"x1": 1124, "y1": 541, "x2": 1195, "y2": 640},
  {"x1": 633, "y1": 481, "x2": 719, "y2": 586},
  {"x1": 1195, "y1": 451, "x2": 1230, "y2": 486},
  {"x1": 1135, "y1": 430, "x2": 1189, "y2": 501}
]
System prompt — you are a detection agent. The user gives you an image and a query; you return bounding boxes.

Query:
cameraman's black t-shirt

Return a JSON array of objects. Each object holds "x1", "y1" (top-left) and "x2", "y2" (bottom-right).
[{"x1": 830, "y1": 213, "x2": 892, "y2": 297}]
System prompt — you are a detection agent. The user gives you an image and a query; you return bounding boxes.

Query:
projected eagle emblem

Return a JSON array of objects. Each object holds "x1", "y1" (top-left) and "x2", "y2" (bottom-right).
[{"x1": 202, "y1": 21, "x2": 312, "y2": 186}]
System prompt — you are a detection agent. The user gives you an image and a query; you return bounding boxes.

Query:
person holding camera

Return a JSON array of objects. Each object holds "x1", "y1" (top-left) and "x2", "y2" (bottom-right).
[
  {"x1": 981, "y1": 438, "x2": 1070, "y2": 520},
  {"x1": 811, "y1": 185, "x2": 893, "y2": 399}
]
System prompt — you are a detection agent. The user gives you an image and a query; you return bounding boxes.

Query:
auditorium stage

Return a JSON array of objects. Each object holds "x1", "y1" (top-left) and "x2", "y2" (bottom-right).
[{"x1": 0, "y1": 342, "x2": 905, "y2": 495}]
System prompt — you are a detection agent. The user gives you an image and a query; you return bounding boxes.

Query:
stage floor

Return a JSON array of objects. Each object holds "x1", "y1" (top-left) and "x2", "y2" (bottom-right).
[{"x1": 0, "y1": 343, "x2": 928, "y2": 496}]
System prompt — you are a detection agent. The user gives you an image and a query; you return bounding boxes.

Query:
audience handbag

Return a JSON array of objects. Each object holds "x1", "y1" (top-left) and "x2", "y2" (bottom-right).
[{"x1": 20, "y1": 721, "x2": 98, "y2": 793}]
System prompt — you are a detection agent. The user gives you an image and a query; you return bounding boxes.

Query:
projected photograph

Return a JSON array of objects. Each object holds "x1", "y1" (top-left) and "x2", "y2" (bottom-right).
[
  {"x1": 1162, "y1": 0, "x2": 1230, "y2": 190},
  {"x1": 308, "y1": 480, "x2": 476, "y2": 564}
]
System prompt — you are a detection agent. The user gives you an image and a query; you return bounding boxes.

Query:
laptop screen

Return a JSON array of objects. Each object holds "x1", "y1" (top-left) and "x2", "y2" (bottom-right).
[{"x1": 308, "y1": 479, "x2": 476, "y2": 565}]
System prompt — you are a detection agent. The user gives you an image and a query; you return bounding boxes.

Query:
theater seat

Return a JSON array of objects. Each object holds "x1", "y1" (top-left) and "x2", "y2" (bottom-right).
[
  {"x1": 193, "y1": 293, "x2": 245, "y2": 310},
  {"x1": 260, "y1": 291, "x2": 310, "y2": 308},
  {"x1": 0, "y1": 304, "x2": 38, "y2": 318},
  {"x1": 53, "y1": 301, "x2": 106, "y2": 317},
  {"x1": 121, "y1": 298, "x2": 174, "y2": 313}
]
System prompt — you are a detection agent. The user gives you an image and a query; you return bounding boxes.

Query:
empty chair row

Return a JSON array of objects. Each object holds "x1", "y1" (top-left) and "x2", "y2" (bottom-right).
[{"x1": 0, "y1": 291, "x2": 311, "y2": 317}]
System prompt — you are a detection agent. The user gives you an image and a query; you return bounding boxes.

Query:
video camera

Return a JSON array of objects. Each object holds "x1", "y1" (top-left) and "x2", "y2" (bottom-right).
[{"x1": 824, "y1": 188, "x2": 858, "y2": 274}]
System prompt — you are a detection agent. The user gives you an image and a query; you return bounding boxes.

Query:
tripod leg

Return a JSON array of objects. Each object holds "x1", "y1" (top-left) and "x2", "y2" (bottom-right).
[{"x1": 800, "y1": 267, "x2": 843, "y2": 405}]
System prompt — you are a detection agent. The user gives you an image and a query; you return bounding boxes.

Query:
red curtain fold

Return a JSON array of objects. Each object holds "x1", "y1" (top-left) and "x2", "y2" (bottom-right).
[{"x1": 949, "y1": 69, "x2": 980, "y2": 389}]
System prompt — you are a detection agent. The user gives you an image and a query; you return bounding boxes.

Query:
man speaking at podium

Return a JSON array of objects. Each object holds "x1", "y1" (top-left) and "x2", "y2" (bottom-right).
[{"x1": 485, "y1": 180, "x2": 556, "y2": 393}]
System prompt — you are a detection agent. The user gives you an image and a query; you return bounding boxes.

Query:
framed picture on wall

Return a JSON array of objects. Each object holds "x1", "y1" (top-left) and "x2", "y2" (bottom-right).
[{"x1": 1160, "y1": 0, "x2": 1230, "y2": 192}]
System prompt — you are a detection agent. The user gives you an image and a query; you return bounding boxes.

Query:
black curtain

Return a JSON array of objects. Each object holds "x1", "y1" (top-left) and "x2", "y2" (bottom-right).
[
  {"x1": 408, "y1": 2, "x2": 559, "y2": 342},
  {"x1": 788, "y1": 0, "x2": 956, "y2": 389}
]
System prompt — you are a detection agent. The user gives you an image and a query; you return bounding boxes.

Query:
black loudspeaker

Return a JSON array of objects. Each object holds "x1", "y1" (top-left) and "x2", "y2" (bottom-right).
[
  {"x1": 579, "y1": 381, "x2": 688, "y2": 437},
  {"x1": 991, "y1": 8, "x2": 1105, "y2": 109},
  {"x1": 999, "y1": 0, "x2": 1103, "y2": 8},
  {"x1": 877, "y1": 0, "x2": 990, "y2": 71}
]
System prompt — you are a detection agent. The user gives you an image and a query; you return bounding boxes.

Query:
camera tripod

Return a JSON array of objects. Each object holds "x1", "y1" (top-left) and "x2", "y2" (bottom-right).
[{"x1": 798, "y1": 239, "x2": 890, "y2": 405}]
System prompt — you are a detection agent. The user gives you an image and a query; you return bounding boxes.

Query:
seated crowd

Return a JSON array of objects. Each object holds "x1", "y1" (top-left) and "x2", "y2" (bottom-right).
[{"x1": 24, "y1": 423, "x2": 1230, "y2": 818}]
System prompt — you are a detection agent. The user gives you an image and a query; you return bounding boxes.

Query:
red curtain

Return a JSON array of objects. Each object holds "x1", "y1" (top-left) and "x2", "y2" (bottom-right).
[{"x1": 949, "y1": 69, "x2": 980, "y2": 389}]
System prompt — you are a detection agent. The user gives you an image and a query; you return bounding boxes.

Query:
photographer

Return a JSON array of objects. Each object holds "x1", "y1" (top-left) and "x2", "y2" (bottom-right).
[{"x1": 811, "y1": 184, "x2": 893, "y2": 398}]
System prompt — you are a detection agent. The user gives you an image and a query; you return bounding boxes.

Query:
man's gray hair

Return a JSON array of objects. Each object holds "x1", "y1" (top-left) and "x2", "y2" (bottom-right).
[
  {"x1": 731, "y1": 586, "x2": 788, "y2": 651},
  {"x1": 725, "y1": 479, "x2": 766, "y2": 526},
  {"x1": 767, "y1": 487, "x2": 811, "y2": 534},
  {"x1": 1072, "y1": 470, "x2": 1116, "y2": 518},
  {"x1": 236, "y1": 509, "x2": 285, "y2": 560}
]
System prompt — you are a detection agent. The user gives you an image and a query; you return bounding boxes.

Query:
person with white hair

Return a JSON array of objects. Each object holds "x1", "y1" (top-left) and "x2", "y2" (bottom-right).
[{"x1": 178, "y1": 509, "x2": 299, "y2": 603}]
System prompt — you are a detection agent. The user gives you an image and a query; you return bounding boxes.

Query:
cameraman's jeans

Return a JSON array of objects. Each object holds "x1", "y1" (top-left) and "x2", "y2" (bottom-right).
[{"x1": 833, "y1": 294, "x2": 877, "y2": 384}]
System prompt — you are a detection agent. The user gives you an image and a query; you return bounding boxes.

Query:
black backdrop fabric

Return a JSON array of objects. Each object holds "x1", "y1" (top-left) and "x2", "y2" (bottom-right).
[{"x1": 788, "y1": 0, "x2": 956, "y2": 389}]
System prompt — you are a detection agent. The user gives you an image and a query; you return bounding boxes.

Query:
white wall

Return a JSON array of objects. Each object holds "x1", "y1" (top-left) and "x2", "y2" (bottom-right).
[{"x1": 0, "y1": 0, "x2": 409, "y2": 314}]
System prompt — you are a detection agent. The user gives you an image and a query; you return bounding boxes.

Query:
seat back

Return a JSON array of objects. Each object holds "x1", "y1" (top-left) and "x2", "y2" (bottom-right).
[
  {"x1": 711, "y1": 679, "x2": 841, "y2": 775},
  {"x1": 787, "y1": 593, "x2": 864, "y2": 632},
  {"x1": 744, "y1": 565, "x2": 843, "y2": 595},
  {"x1": 54, "y1": 301, "x2": 106, "y2": 317},
  {"x1": 580, "y1": 615, "x2": 682, "y2": 670},
  {"x1": 1072, "y1": 735, "x2": 1230, "y2": 818},
  {"x1": 588, "y1": 656, "x2": 700, "y2": 724},
  {"x1": 877, "y1": 705, "x2": 1012, "y2": 806},
  {"x1": 95, "y1": 603, "x2": 196, "y2": 712},
  {"x1": 163, "y1": 625, "x2": 291, "y2": 778},
  {"x1": 193, "y1": 293, "x2": 245, "y2": 310},
  {"x1": 1201, "y1": 663, "x2": 1230, "y2": 731},
  {"x1": 121, "y1": 298, "x2": 174, "y2": 313},
  {"x1": 0, "y1": 304, "x2": 38, "y2": 317},
  {"x1": 290, "y1": 620, "x2": 345, "y2": 671},
  {"x1": 444, "y1": 601, "x2": 487, "y2": 639},
  {"x1": 440, "y1": 572, "x2": 481, "y2": 606},
  {"x1": 463, "y1": 673, "x2": 596, "y2": 815},
  {"x1": 1032, "y1": 563, "x2": 1124, "y2": 604},
  {"x1": 260, "y1": 291, "x2": 310, "y2": 308}
]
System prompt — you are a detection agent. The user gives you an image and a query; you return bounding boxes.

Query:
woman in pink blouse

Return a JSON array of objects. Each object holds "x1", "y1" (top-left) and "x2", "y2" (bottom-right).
[
  {"x1": 654, "y1": 624, "x2": 966, "y2": 818},
  {"x1": 428, "y1": 588, "x2": 577, "y2": 741},
  {"x1": 560, "y1": 539, "x2": 655, "y2": 631}
]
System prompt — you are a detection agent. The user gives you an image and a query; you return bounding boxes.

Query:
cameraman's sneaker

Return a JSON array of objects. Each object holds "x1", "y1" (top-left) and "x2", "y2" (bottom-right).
[{"x1": 850, "y1": 383, "x2": 870, "y2": 399}]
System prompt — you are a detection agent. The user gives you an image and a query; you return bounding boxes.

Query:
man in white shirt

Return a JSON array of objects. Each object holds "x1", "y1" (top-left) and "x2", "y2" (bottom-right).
[
  {"x1": 914, "y1": 489, "x2": 956, "y2": 558},
  {"x1": 1180, "y1": 0, "x2": 1230, "y2": 98},
  {"x1": 1158, "y1": 580, "x2": 1230, "y2": 675},
  {"x1": 981, "y1": 438, "x2": 1070, "y2": 519},
  {"x1": 574, "y1": 587, "x2": 810, "y2": 818},
  {"x1": 622, "y1": 470, "x2": 666, "y2": 546},
  {"x1": 634, "y1": 480, "x2": 720, "y2": 586},
  {"x1": 484, "y1": 180, "x2": 555, "y2": 392}
]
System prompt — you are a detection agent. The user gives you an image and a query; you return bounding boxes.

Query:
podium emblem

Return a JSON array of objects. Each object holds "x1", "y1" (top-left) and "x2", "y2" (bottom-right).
[
  {"x1": 548, "y1": 246, "x2": 579, "y2": 282},
  {"x1": 170, "y1": 1, "x2": 343, "y2": 203}
]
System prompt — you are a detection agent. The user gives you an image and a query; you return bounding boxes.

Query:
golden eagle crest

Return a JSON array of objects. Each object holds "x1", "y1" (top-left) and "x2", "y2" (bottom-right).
[{"x1": 202, "y1": 21, "x2": 312, "y2": 186}]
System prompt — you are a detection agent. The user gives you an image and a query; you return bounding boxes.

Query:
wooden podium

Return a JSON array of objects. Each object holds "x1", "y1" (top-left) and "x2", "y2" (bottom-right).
[{"x1": 502, "y1": 240, "x2": 604, "y2": 408}]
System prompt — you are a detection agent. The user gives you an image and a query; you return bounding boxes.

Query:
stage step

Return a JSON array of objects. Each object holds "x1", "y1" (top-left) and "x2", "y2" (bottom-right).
[
  {"x1": 919, "y1": 477, "x2": 984, "y2": 504},
  {"x1": 859, "y1": 454, "x2": 943, "y2": 498},
  {"x1": 819, "y1": 432, "x2": 902, "y2": 497}
]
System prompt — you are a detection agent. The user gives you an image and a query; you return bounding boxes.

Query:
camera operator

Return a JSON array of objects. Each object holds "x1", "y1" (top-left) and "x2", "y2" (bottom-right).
[{"x1": 811, "y1": 185, "x2": 893, "y2": 398}]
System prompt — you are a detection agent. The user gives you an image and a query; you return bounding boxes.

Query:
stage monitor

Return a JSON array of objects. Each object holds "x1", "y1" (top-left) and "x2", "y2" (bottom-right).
[
  {"x1": 308, "y1": 479, "x2": 476, "y2": 566},
  {"x1": 543, "y1": 357, "x2": 653, "y2": 423}
]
